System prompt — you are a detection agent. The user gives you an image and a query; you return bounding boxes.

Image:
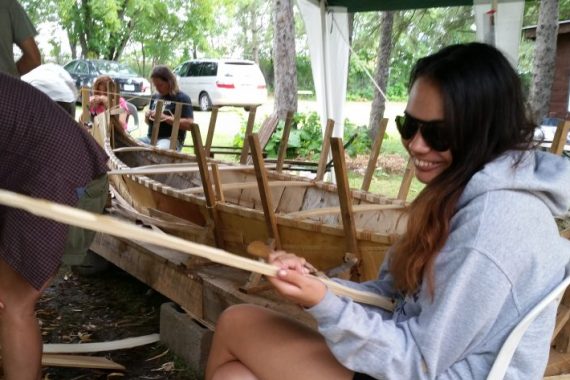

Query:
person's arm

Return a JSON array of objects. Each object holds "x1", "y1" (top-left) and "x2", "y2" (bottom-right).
[
  {"x1": 15, "y1": 37, "x2": 41, "y2": 75},
  {"x1": 272, "y1": 248, "x2": 515, "y2": 379}
]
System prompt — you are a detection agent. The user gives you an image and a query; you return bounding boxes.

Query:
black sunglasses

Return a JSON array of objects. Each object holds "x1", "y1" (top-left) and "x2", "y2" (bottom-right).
[{"x1": 395, "y1": 113, "x2": 450, "y2": 152}]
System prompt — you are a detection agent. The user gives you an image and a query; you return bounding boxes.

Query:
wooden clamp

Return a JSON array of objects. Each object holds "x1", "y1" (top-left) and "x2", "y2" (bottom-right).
[
  {"x1": 362, "y1": 118, "x2": 388, "y2": 192},
  {"x1": 169, "y1": 102, "x2": 183, "y2": 150},
  {"x1": 150, "y1": 100, "x2": 164, "y2": 146},
  {"x1": 315, "y1": 119, "x2": 335, "y2": 181},
  {"x1": 204, "y1": 106, "x2": 220, "y2": 157},
  {"x1": 240, "y1": 106, "x2": 259, "y2": 164}
]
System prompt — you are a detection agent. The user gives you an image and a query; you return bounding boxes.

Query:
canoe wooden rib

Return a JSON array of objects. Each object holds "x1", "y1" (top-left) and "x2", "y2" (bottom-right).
[{"x1": 94, "y1": 113, "x2": 408, "y2": 281}]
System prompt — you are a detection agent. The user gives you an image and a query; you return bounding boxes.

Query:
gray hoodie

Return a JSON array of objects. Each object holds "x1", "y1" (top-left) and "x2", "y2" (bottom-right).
[{"x1": 307, "y1": 150, "x2": 570, "y2": 379}]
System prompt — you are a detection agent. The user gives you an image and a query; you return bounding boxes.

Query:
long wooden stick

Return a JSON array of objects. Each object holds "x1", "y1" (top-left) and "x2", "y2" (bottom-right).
[
  {"x1": 44, "y1": 334, "x2": 159, "y2": 354},
  {"x1": 240, "y1": 106, "x2": 258, "y2": 164},
  {"x1": 276, "y1": 111, "x2": 294, "y2": 172},
  {"x1": 169, "y1": 102, "x2": 183, "y2": 150},
  {"x1": 0, "y1": 189, "x2": 394, "y2": 311},
  {"x1": 315, "y1": 119, "x2": 335, "y2": 181},
  {"x1": 205, "y1": 106, "x2": 220, "y2": 157}
]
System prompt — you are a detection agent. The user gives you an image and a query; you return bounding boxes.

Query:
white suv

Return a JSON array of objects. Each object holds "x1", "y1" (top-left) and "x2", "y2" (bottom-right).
[{"x1": 173, "y1": 59, "x2": 268, "y2": 111}]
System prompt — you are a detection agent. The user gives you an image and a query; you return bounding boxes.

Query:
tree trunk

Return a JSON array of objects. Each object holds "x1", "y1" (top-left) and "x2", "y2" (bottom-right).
[
  {"x1": 272, "y1": 0, "x2": 297, "y2": 119},
  {"x1": 528, "y1": 0, "x2": 559, "y2": 124},
  {"x1": 368, "y1": 11, "x2": 395, "y2": 133}
]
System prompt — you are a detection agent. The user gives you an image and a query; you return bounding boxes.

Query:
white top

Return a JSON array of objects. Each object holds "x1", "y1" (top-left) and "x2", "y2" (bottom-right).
[{"x1": 21, "y1": 63, "x2": 77, "y2": 103}]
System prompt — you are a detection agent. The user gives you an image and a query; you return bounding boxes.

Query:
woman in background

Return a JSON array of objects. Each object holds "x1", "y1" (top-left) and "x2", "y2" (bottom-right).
[
  {"x1": 140, "y1": 65, "x2": 193, "y2": 150},
  {"x1": 205, "y1": 43, "x2": 570, "y2": 380}
]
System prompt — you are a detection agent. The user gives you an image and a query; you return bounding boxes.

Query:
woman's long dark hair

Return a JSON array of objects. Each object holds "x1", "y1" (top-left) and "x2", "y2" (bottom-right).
[
  {"x1": 150, "y1": 65, "x2": 179, "y2": 96},
  {"x1": 390, "y1": 43, "x2": 536, "y2": 296}
]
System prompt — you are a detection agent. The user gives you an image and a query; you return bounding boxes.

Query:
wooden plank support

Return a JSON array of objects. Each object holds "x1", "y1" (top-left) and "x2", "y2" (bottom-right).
[
  {"x1": 361, "y1": 118, "x2": 388, "y2": 192},
  {"x1": 330, "y1": 137, "x2": 364, "y2": 280},
  {"x1": 240, "y1": 105, "x2": 259, "y2": 164},
  {"x1": 169, "y1": 102, "x2": 183, "y2": 150},
  {"x1": 211, "y1": 163, "x2": 225, "y2": 203},
  {"x1": 41, "y1": 354, "x2": 125, "y2": 370},
  {"x1": 204, "y1": 106, "x2": 220, "y2": 157},
  {"x1": 243, "y1": 133, "x2": 284, "y2": 292},
  {"x1": 276, "y1": 111, "x2": 295, "y2": 172},
  {"x1": 81, "y1": 87, "x2": 90, "y2": 124},
  {"x1": 551, "y1": 120, "x2": 570, "y2": 156},
  {"x1": 287, "y1": 203, "x2": 405, "y2": 218},
  {"x1": 315, "y1": 119, "x2": 335, "y2": 181},
  {"x1": 182, "y1": 180, "x2": 313, "y2": 194},
  {"x1": 150, "y1": 100, "x2": 164, "y2": 146},
  {"x1": 248, "y1": 133, "x2": 282, "y2": 249},
  {"x1": 190, "y1": 124, "x2": 225, "y2": 249},
  {"x1": 397, "y1": 157, "x2": 415, "y2": 202}
]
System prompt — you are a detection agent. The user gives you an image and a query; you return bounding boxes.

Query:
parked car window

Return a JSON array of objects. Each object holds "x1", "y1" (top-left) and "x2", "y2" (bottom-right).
[
  {"x1": 76, "y1": 61, "x2": 89, "y2": 75},
  {"x1": 177, "y1": 62, "x2": 190, "y2": 77},
  {"x1": 94, "y1": 61, "x2": 138, "y2": 77},
  {"x1": 200, "y1": 62, "x2": 218, "y2": 77},
  {"x1": 188, "y1": 62, "x2": 202, "y2": 77},
  {"x1": 64, "y1": 61, "x2": 78, "y2": 73}
]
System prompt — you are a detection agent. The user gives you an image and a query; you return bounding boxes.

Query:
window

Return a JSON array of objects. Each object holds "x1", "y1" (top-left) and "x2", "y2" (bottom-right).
[
  {"x1": 177, "y1": 62, "x2": 190, "y2": 77},
  {"x1": 75, "y1": 61, "x2": 89, "y2": 75},
  {"x1": 200, "y1": 62, "x2": 218, "y2": 77},
  {"x1": 188, "y1": 62, "x2": 202, "y2": 77}
]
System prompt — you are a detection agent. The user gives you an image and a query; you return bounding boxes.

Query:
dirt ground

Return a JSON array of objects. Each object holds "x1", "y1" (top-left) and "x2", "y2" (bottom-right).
[{"x1": 37, "y1": 264, "x2": 201, "y2": 380}]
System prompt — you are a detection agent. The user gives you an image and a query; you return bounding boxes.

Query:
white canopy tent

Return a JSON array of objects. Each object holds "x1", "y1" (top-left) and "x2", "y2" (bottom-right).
[{"x1": 297, "y1": 0, "x2": 526, "y2": 137}]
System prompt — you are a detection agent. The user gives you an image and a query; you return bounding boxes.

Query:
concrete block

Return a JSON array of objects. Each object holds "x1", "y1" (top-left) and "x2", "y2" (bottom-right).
[{"x1": 160, "y1": 302, "x2": 213, "y2": 373}]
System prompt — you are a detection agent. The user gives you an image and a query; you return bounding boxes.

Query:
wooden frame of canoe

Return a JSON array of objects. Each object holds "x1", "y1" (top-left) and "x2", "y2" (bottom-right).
[{"x1": 93, "y1": 110, "x2": 408, "y2": 281}]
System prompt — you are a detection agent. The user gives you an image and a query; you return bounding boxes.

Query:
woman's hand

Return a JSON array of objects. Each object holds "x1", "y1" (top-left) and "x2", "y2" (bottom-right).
[{"x1": 267, "y1": 251, "x2": 327, "y2": 308}]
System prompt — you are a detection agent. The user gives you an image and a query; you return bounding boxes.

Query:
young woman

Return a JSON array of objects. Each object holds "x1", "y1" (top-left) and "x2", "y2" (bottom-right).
[
  {"x1": 0, "y1": 72, "x2": 108, "y2": 380},
  {"x1": 205, "y1": 43, "x2": 570, "y2": 379},
  {"x1": 89, "y1": 75, "x2": 130, "y2": 129},
  {"x1": 140, "y1": 65, "x2": 194, "y2": 150}
]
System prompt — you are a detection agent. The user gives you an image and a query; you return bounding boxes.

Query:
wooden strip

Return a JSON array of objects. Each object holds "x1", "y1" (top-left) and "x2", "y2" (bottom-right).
[
  {"x1": 249, "y1": 133, "x2": 282, "y2": 249},
  {"x1": 107, "y1": 164, "x2": 277, "y2": 176},
  {"x1": 397, "y1": 158, "x2": 415, "y2": 201},
  {"x1": 182, "y1": 180, "x2": 313, "y2": 194},
  {"x1": 551, "y1": 120, "x2": 570, "y2": 156},
  {"x1": 276, "y1": 111, "x2": 294, "y2": 172},
  {"x1": 169, "y1": 102, "x2": 183, "y2": 150},
  {"x1": 544, "y1": 375, "x2": 570, "y2": 380},
  {"x1": 44, "y1": 334, "x2": 159, "y2": 354},
  {"x1": 362, "y1": 118, "x2": 388, "y2": 191},
  {"x1": 287, "y1": 203, "x2": 404, "y2": 218},
  {"x1": 240, "y1": 106, "x2": 258, "y2": 164},
  {"x1": 205, "y1": 106, "x2": 220, "y2": 157},
  {"x1": 81, "y1": 87, "x2": 90, "y2": 124},
  {"x1": 315, "y1": 119, "x2": 335, "y2": 181},
  {"x1": 134, "y1": 162, "x2": 198, "y2": 170},
  {"x1": 190, "y1": 124, "x2": 225, "y2": 249},
  {"x1": 112, "y1": 146, "x2": 154, "y2": 153},
  {"x1": 331, "y1": 137, "x2": 361, "y2": 279},
  {"x1": 41, "y1": 354, "x2": 125, "y2": 370},
  {"x1": 150, "y1": 100, "x2": 164, "y2": 146},
  {"x1": 0, "y1": 189, "x2": 394, "y2": 310},
  {"x1": 211, "y1": 163, "x2": 225, "y2": 203}
]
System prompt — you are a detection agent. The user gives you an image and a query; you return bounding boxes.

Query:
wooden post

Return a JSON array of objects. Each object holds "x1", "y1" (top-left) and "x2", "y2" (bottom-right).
[
  {"x1": 107, "y1": 81, "x2": 118, "y2": 148},
  {"x1": 189, "y1": 124, "x2": 225, "y2": 249},
  {"x1": 397, "y1": 158, "x2": 415, "y2": 202},
  {"x1": 211, "y1": 163, "x2": 225, "y2": 203},
  {"x1": 315, "y1": 119, "x2": 335, "y2": 181},
  {"x1": 275, "y1": 111, "x2": 294, "y2": 172},
  {"x1": 150, "y1": 100, "x2": 164, "y2": 146},
  {"x1": 169, "y1": 102, "x2": 183, "y2": 150},
  {"x1": 331, "y1": 137, "x2": 369, "y2": 281},
  {"x1": 81, "y1": 87, "x2": 90, "y2": 124},
  {"x1": 239, "y1": 106, "x2": 258, "y2": 164},
  {"x1": 361, "y1": 118, "x2": 388, "y2": 192},
  {"x1": 248, "y1": 133, "x2": 282, "y2": 249},
  {"x1": 550, "y1": 120, "x2": 570, "y2": 156},
  {"x1": 205, "y1": 106, "x2": 220, "y2": 157}
]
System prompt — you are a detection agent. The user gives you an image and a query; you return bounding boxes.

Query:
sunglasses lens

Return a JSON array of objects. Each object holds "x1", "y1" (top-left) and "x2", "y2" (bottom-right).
[
  {"x1": 421, "y1": 124, "x2": 450, "y2": 151},
  {"x1": 395, "y1": 115, "x2": 418, "y2": 140},
  {"x1": 396, "y1": 114, "x2": 450, "y2": 151}
]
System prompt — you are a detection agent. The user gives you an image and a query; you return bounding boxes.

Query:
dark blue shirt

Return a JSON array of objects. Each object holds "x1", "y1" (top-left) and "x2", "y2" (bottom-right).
[{"x1": 147, "y1": 91, "x2": 193, "y2": 143}]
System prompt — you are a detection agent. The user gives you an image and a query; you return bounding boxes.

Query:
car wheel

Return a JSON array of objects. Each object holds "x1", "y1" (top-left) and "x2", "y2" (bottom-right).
[{"x1": 199, "y1": 92, "x2": 212, "y2": 112}]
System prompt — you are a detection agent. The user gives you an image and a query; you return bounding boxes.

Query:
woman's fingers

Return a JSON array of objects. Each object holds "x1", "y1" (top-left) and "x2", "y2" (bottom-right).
[
  {"x1": 269, "y1": 252, "x2": 310, "y2": 274},
  {"x1": 267, "y1": 269, "x2": 327, "y2": 308}
]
